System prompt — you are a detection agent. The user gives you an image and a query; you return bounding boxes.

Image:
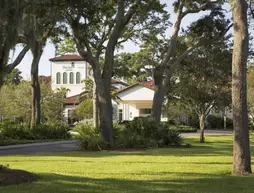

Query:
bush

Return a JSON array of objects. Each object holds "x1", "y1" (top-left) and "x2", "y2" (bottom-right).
[
  {"x1": 207, "y1": 114, "x2": 233, "y2": 130},
  {"x1": 187, "y1": 115, "x2": 199, "y2": 128},
  {"x1": 167, "y1": 125, "x2": 197, "y2": 133},
  {"x1": 0, "y1": 121, "x2": 32, "y2": 140},
  {"x1": 0, "y1": 121, "x2": 70, "y2": 140},
  {"x1": 32, "y1": 122, "x2": 71, "y2": 140},
  {"x1": 73, "y1": 124, "x2": 106, "y2": 150},
  {"x1": 249, "y1": 122, "x2": 254, "y2": 130},
  {"x1": 115, "y1": 117, "x2": 183, "y2": 148}
]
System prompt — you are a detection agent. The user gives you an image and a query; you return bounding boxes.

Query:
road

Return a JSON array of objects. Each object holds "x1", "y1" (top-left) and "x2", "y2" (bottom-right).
[
  {"x1": 0, "y1": 140, "x2": 80, "y2": 156},
  {"x1": 0, "y1": 130, "x2": 233, "y2": 156},
  {"x1": 181, "y1": 129, "x2": 232, "y2": 137}
]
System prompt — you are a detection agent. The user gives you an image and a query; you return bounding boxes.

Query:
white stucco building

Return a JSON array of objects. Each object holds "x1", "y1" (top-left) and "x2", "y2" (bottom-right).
[
  {"x1": 116, "y1": 81, "x2": 167, "y2": 121},
  {"x1": 50, "y1": 55, "x2": 89, "y2": 97},
  {"x1": 48, "y1": 54, "x2": 164, "y2": 123}
]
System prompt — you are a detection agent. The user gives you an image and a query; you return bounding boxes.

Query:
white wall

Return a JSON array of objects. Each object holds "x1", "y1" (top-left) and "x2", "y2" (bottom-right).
[
  {"x1": 117, "y1": 85, "x2": 154, "y2": 101},
  {"x1": 51, "y1": 60, "x2": 88, "y2": 97}
]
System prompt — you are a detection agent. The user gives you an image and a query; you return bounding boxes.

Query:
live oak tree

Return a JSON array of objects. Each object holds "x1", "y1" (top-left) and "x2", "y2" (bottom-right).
[
  {"x1": 151, "y1": 0, "x2": 226, "y2": 123},
  {"x1": 114, "y1": 51, "x2": 156, "y2": 84},
  {"x1": 173, "y1": 35, "x2": 232, "y2": 143},
  {"x1": 0, "y1": 78, "x2": 65, "y2": 123},
  {"x1": 247, "y1": 66, "x2": 254, "y2": 123},
  {"x1": 21, "y1": 0, "x2": 65, "y2": 128},
  {"x1": 66, "y1": 0, "x2": 169, "y2": 146},
  {"x1": 0, "y1": 0, "x2": 30, "y2": 85},
  {"x1": 230, "y1": 0, "x2": 252, "y2": 175},
  {"x1": 0, "y1": 80, "x2": 32, "y2": 122}
]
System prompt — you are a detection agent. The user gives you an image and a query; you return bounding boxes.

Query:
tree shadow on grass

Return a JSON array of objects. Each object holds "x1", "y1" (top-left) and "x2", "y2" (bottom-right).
[{"x1": 1, "y1": 172, "x2": 254, "y2": 193}]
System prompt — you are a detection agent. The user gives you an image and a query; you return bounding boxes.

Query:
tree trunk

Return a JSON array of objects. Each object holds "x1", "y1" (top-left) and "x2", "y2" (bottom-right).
[
  {"x1": 199, "y1": 113, "x2": 205, "y2": 143},
  {"x1": 224, "y1": 108, "x2": 227, "y2": 130},
  {"x1": 231, "y1": 0, "x2": 252, "y2": 175},
  {"x1": 30, "y1": 49, "x2": 43, "y2": 129},
  {"x1": 92, "y1": 80, "x2": 99, "y2": 129},
  {"x1": 96, "y1": 79, "x2": 114, "y2": 147},
  {"x1": 152, "y1": 88, "x2": 165, "y2": 123},
  {"x1": 152, "y1": 67, "x2": 170, "y2": 123},
  {"x1": 93, "y1": 70, "x2": 114, "y2": 146}
]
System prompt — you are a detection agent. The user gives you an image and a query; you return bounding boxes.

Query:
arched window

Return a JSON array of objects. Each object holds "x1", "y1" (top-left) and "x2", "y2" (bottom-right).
[
  {"x1": 63, "y1": 72, "x2": 67, "y2": 84},
  {"x1": 69, "y1": 72, "x2": 74, "y2": 84},
  {"x1": 56, "y1": 72, "x2": 61, "y2": 84},
  {"x1": 76, "y1": 72, "x2": 81, "y2": 84}
]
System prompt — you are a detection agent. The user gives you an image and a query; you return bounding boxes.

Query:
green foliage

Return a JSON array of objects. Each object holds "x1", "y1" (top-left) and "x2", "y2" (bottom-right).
[
  {"x1": 32, "y1": 122, "x2": 71, "y2": 140},
  {"x1": 0, "y1": 120, "x2": 32, "y2": 140},
  {"x1": 0, "y1": 80, "x2": 65, "y2": 123},
  {"x1": 41, "y1": 83, "x2": 65, "y2": 122},
  {"x1": 115, "y1": 117, "x2": 183, "y2": 148},
  {"x1": 73, "y1": 124, "x2": 106, "y2": 151},
  {"x1": 76, "y1": 100, "x2": 93, "y2": 119},
  {"x1": 0, "y1": 121, "x2": 70, "y2": 140},
  {"x1": 55, "y1": 36, "x2": 77, "y2": 56},
  {"x1": 206, "y1": 114, "x2": 233, "y2": 130},
  {"x1": 73, "y1": 118, "x2": 183, "y2": 150},
  {"x1": 4, "y1": 68, "x2": 23, "y2": 85},
  {"x1": 167, "y1": 125, "x2": 198, "y2": 133},
  {"x1": 0, "y1": 81, "x2": 31, "y2": 122}
]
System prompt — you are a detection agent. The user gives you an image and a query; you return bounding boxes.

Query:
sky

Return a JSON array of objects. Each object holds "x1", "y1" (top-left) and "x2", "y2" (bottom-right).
[{"x1": 14, "y1": 1, "x2": 231, "y2": 80}]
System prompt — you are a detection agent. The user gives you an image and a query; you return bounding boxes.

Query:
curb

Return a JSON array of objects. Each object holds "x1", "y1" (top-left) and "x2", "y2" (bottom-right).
[{"x1": 0, "y1": 140, "x2": 79, "y2": 150}]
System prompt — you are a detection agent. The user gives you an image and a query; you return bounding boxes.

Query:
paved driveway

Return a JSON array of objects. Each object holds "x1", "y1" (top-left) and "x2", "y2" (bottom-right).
[
  {"x1": 0, "y1": 130, "x2": 233, "y2": 156},
  {"x1": 181, "y1": 129, "x2": 232, "y2": 137},
  {"x1": 0, "y1": 140, "x2": 80, "y2": 156}
]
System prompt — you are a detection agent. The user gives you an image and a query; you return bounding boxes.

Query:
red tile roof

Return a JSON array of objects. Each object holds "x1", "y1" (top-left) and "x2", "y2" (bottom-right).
[
  {"x1": 111, "y1": 79, "x2": 129, "y2": 86},
  {"x1": 39, "y1": 76, "x2": 51, "y2": 85},
  {"x1": 117, "y1": 80, "x2": 155, "y2": 94},
  {"x1": 138, "y1": 80, "x2": 155, "y2": 90},
  {"x1": 49, "y1": 54, "x2": 84, "y2": 62},
  {"x1": 65, "y1": 94, "x2": 80, "y2": 104}
]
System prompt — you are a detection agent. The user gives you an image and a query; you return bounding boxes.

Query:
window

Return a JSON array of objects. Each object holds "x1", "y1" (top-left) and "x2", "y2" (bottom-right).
[
  {"x1": 56, "y1": 72, "x2": 61, "y2": 84},
  {"x1": 69, "y1": 72, "x2": 74, "y2": 84},
  {"x1": 118, "y1": 109, "x2": 123, "y2": 122},
  {"x1": 76, "y1": 72, "x2": 81, "y2": 84},
  {"x1": 140, "y1": 108, "x2": 152, "y2": 115},
  {"x1": 63, "y1": 72, "x2": 67, "y2": 84}
]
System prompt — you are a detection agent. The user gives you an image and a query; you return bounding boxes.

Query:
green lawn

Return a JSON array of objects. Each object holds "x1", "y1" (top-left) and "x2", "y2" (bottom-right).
[{"x1": 1, "y1": 135, "x2": 254, "y2": 193}]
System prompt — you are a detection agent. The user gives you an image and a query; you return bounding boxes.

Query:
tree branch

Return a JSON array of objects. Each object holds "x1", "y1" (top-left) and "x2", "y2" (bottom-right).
[
  {"x1": 5, "y1": 45, "x2": 30, "y2": 73},
  {"x1": 182, "y1": 1, "x2": 219, "y2": 17}
]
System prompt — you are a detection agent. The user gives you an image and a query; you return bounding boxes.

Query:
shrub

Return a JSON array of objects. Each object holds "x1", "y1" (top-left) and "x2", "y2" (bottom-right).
[
  {"x1": 0, "y1": 121, "x2": 70, "y2": 140},
  {"x1": 0, "y1": 121, "x2": 32, "y2": 140},
  {"x1": 73, "y1": 124, "x2": 106, "y2": 150},
  {"x1": 167, "y1": 125, "x2": 197, "y2": 133},
  {"x1": 115, "y1": 117, "x2": 183, "y2": 148},
  {"x1": 249, "y1": 122, "x2": 254, "y2": 130},
  {"x1": 32, "y1": 122, "x2": 71, "y2": 140},
  {"x1": 207, "y1": 114, "x2": 233, "y2": 130},
  {"x1": 187, "y1": 115, "x2": 199, "y2": 128}
]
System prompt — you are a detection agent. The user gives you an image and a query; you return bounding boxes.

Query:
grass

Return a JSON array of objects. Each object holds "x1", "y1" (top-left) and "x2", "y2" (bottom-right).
[
  {"x1": 0, "y1": 139, "x2": 64, "y2": 146},
  {"x1": 1, "y1": 135, "x2": 254, "y2": 192}
]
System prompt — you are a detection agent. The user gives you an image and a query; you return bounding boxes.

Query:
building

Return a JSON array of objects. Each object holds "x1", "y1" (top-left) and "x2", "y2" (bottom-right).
[
  {"x1": 116, "y1": 81, "x2": 167, "y2": 121},
  {"x1": 49, "y1": 54, "x2": 164, "y2": 123},
  {"x1": 49, "y1": 54, "x2": 89, "y2": 97}
]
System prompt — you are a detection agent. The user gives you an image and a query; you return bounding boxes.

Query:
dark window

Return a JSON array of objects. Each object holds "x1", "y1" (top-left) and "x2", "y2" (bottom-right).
[
  {"x1": 76, "y1": 72, "x2": 81, "y2": 84},
  {"x1": 140, "y1": 108, "x2": 152, "y2": 115},
  {"x1": 69, "y1": 72, "x2": 74, "y2": 84},
  {"x1": 119, "y1": 109, "x2": 123, "y2": 121},
  {"x1": 56, "y1": 72, "x2": 61, "y2": 84},
  {"x1": 63, "y1": 72, "x2": 67, "y2": 84}
]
